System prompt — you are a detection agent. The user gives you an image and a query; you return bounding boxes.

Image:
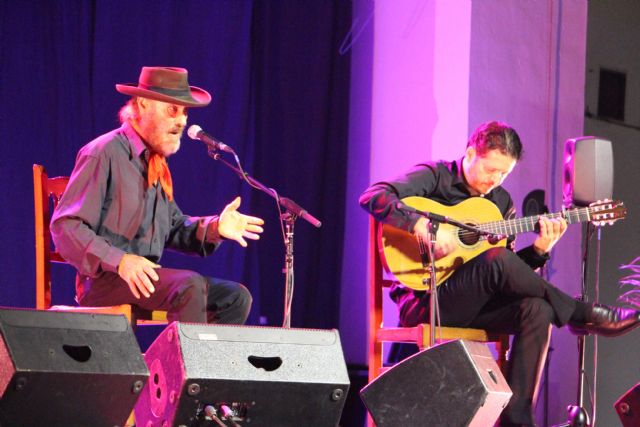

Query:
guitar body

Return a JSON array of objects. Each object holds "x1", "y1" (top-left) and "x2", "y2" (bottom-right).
[{"x1": 380, "y1": 197, "x2": 507, "y2": 291}]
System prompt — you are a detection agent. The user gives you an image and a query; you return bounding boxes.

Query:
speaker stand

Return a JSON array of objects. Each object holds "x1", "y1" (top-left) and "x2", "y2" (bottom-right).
[{"x1": 553, "y1": 222, "x2": 602, "y2": 427}]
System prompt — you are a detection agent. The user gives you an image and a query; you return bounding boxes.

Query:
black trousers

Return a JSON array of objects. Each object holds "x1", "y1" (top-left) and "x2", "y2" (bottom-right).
[
  {"x1": 76, "y1": 267, "x2": 252, "y2": 325},
  {"x1": 394, "y1": 247, "x2": 577, "y2": 425}
]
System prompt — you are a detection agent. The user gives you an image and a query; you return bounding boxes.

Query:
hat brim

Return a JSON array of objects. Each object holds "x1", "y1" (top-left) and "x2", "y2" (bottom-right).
[{"x1": 116, "y1": 83, "x2": 211, "y2": 107}]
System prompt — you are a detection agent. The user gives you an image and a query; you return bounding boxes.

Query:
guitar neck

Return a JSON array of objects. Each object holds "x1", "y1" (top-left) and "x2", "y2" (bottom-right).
[{"x1": 478, "y1": 207, "x2": 593, "y2": 236}]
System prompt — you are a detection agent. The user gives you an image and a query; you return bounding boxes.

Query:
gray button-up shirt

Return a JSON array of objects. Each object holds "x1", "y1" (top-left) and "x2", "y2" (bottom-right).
[{"x1": 51, "y1": 122, "x2": 221, "y2": 279}]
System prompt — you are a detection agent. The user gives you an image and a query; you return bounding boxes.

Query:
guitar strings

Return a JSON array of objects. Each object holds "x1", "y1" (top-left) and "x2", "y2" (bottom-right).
[{"x1": 454, "y1": 205, "x2": 601, "y2": 239}]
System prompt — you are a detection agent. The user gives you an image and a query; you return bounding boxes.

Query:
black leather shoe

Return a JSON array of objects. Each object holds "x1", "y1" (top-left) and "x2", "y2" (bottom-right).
[{"x1": 569, "y1": 304, "x2": 640, "y2": 337}]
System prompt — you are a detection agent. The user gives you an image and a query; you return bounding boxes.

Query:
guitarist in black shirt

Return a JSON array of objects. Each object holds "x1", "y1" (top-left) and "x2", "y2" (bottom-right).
[{"x1": 359, "y1": 121, "x2": 639, "y2": 427}]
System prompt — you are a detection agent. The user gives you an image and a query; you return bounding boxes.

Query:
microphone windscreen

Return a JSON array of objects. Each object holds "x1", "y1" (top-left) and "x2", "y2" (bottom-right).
[{"x1": 187, "y1": 124, "x2": 202, "y2": 140}]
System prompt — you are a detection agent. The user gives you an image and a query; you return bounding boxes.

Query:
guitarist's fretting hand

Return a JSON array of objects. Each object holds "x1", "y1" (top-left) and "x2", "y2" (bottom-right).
[
  {"x1": 413, "y1": 217, "x2": 457, "y2": 260},
  {"x1": 532, "y1": 216, "x2": 567, "y2": 255}
]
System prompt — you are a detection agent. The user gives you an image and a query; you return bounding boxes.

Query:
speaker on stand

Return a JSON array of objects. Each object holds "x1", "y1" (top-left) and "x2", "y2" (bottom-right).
[{"x1": 555, "y1": 137, "x2": 614, "y2": 427}]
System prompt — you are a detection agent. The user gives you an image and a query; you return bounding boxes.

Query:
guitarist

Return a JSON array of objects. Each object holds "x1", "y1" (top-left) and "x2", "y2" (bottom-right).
[{"x1": 359, "y1": 121, "x2": 640, "y2": 427}]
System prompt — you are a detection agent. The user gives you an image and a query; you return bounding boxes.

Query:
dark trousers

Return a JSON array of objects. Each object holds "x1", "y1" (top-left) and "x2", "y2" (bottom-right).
[
  {"x1": 76, "y1": 267, "x2": 252, "y2": 324},
  {"x1": 394, "y1": 247, "x2": 577, "y2": 426}
]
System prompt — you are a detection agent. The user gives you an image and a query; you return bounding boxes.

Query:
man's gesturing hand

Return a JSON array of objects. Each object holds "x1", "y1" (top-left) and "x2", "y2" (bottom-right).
[
  {"x1": 117, "y1": 254, "x2": 160, "y2": 299},
  {"x1": 218, "y1": 196, "x2": 265, "y2": 247}
]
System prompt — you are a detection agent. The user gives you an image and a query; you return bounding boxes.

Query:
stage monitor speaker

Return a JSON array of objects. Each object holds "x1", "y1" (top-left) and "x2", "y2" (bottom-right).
[
  {"x1": 135, "y1": 323, "x2": 350, "y2": 427},
  {"x1": 562, "y1": 136, "x2": 613, "y2": 207},
  {"x1": 360, "y1": 339, "x2": 512, "y2": 427},
  {"x1": 615, "y1": 383, "x2": 640, "y2": 427},
  {"x1": 0, "y1": 308, "x2": 148, "y2": 427}
]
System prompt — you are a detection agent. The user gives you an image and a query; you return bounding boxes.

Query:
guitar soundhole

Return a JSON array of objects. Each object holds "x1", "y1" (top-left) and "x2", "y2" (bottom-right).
[{"x1": 458, "y1": 227, "x2": 480, "y2": 246}]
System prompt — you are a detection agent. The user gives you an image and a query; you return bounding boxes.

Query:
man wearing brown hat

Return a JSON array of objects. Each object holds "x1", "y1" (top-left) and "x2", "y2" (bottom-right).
[{"x1": 51, "y1": 66, "x2": 264, "y2": 324}]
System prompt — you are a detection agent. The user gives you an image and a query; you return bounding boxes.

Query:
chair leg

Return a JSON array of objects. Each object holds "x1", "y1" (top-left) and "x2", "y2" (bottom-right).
[
  {"x1": 125, "y1": 411, "x2": 135, "y2": 427},
  {"x1": 367, "y1": 413, "x2": 376, "y2": 427},
  {"x1": 368, "y1": 336, "x2": 384, "y2": 382},
  {"x1": 367, "y1": 339, "x2": 383, "y2": 427},
  {"x1": 496, "y1": 335, "x2": 511, "y2": 375}
]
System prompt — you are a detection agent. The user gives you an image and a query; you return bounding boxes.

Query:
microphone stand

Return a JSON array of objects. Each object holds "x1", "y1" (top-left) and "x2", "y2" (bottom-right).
[
  {"x1": 397, "y1": 204, "x2": 504, "y2": 346},
  {"x1": 205, "y1": 148, "x2": 321, "y2": 328}
]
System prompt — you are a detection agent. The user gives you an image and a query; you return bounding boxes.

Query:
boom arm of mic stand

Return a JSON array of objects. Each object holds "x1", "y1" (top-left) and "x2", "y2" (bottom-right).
[{"x1": 206, "y1": 150, "x2": 321, "y2": 228}]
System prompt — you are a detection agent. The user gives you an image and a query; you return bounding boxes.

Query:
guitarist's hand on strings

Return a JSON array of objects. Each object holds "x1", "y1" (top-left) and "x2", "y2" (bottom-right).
[
  {"x1": 533, "y1": 216, "x2": 567, "y2": 255},
  {"x1": 413, "y1": 217, "x2": 457, "y2": 260}
]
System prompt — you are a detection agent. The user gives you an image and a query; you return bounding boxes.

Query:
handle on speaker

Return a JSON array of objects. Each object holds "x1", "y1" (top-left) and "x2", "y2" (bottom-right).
[
  {"x1": 248, "y1": 355, "x2": 282, "y2": 372},
  {"x1": 487, "y1": 368, "x2": 498, "y2": 384},
  {"x1": 62, "y1": 344, "x2": 92, "y2": 362}
]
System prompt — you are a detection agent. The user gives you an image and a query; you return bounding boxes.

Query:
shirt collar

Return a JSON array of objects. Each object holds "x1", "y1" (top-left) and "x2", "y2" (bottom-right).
[
  {"x1": 451, "y1": 157, "x2": 496, "y2": 198},
  {"x1": 121, "y1": 121, "x2": 148, "y2": 159},
  {"x1": 451, "y1": 158, "x2": 467, "y2": 188}
]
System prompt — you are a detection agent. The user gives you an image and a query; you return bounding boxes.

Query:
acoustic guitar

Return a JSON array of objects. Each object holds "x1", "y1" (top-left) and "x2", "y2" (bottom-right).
[{"x1": 380, "y1": 196, "x2": 626, "y2": 291}]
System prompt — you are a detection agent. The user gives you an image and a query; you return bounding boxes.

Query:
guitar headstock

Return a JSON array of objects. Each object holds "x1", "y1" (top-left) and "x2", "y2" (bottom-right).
[{"x1": 589, "y1": 199, "x2": 627, "y2": 226}]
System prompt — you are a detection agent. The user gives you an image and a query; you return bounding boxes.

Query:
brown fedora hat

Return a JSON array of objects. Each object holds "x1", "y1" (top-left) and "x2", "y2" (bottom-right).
[{"x1": 116, "y1": 66, "x2": 211, "y2": 107}]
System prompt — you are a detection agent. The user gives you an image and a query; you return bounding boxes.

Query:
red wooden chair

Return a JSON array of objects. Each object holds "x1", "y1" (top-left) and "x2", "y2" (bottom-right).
[{"x1": 33, "y1": 164, "x2": 167, "y2": 328}]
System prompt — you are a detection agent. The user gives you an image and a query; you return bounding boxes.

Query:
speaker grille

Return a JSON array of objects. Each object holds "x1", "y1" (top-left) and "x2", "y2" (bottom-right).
[{"x1": 562, "y1": 137, "x2": 613, "y2": 207}]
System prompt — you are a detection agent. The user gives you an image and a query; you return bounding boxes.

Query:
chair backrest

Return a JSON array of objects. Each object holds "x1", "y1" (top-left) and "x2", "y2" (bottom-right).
[
  {"x1": 369, "y1": 218, "x2": 395, "y2": 329},
  {"x1": 368, "y1": 218, "x2": 398, "y2": 382},
  {"x1": 33, "y1": 164, "x2": 69, "y2": 310}
]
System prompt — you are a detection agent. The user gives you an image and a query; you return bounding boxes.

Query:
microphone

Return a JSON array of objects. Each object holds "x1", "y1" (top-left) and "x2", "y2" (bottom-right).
[
  {"x1": 280, "y1": 197, "x2": 322, "y2": 228},
  {"x1": 187, "y1": 125, "x2": 234, "y2": 153}
]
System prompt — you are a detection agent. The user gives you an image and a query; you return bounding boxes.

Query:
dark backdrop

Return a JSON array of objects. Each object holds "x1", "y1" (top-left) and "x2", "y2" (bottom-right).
[{"x1": 0, "y1": 0, "x2": 351, "y2": 330}]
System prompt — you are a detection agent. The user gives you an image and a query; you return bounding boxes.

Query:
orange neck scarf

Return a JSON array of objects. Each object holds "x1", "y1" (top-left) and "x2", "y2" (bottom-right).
[{"x1": 148, "y1": 152, "x2": 174, "y2": 201}]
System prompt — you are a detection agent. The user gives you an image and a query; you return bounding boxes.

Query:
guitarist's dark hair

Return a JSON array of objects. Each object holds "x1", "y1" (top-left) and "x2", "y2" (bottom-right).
[{"x1": 467, "y1": 121, "x2": 523, "y2": 160}]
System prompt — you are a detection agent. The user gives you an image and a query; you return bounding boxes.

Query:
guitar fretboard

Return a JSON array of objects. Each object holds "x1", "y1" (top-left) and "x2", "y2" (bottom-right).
[{"x1": 477, "y1": 207, "x2": 593, "y2": 236}]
